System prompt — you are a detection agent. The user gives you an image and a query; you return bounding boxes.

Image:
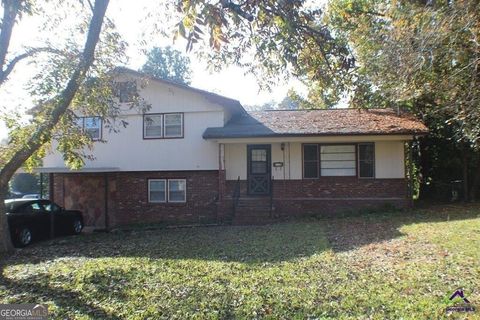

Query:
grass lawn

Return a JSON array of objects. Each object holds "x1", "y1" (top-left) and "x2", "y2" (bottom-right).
[{"x1": 1, "y1": 204, "x2": 479, "y2": 319}]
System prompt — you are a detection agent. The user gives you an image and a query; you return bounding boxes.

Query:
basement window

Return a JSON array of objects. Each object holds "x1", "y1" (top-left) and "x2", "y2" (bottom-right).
[
  {"x1": 148, "y1": 179, "x2": 166, "y2": 203},
  {"x1": 168, "y1": 179, "x2": 187, "y2": 203}
]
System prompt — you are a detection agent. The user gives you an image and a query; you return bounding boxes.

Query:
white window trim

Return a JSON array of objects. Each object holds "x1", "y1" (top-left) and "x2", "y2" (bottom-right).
[
  {"x1": 320, "y1": 144, "x2": 356, "y2": 177},
  {"x1": 143, "y1": 114, "x2": 164, "y2": 139},
  {"x1": 167, "y1": 179, "x2": 187, "y2": 203},
  {"x1": 148, "y1": 179, "x2": 167, "y2": 203},
  {"x1": 143, "y1": 113, "x2": 184, "y2": 139},
  {"x1": 163, "y1": 113, "x2": 184, "y2": 138}
]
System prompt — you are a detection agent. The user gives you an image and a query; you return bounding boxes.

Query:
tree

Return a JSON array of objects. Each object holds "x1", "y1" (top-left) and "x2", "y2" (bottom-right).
[
  {"x1": 10, "y1": 173, "x2": 39, "y2": 194},
  {"x1": 0, "y1": 0, "x2": 113, "y2": 253},
  {"x1": 315, "y1": 0, "x2": 480, "y2": 200},
  {"x1": 141, "y1": 46, "x2": 192, "y2": 85},
  {"x1": 0, "y1": 0, "x2": 359, "y2": 253},
  {"x1": 174, "y1": 0, "x2": 355, "y2": 90}
]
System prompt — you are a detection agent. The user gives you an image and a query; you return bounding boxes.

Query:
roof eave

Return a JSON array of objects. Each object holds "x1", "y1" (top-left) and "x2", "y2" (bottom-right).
[{"x1": 203, "y1": 131, "x2": 428, "y2": 140}]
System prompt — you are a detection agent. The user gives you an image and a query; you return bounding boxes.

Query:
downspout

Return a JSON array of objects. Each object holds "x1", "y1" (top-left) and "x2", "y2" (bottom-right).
[{"x1": 104, "y1": 173, "x2": 109, "y2": 231}]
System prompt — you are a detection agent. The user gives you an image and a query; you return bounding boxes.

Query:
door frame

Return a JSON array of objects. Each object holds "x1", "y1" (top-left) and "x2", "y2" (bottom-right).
[{"x1": 247, "y1": 144, "x2": 272, "y2": 196}]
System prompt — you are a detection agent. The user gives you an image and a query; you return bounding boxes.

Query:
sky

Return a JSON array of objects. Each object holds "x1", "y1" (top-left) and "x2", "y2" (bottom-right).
[{"x1": 0, "y1": 0, "x2": 309, "y2": 141}]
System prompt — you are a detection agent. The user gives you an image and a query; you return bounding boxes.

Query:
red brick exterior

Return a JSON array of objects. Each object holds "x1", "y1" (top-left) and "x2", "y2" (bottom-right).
[
  {"x1": 225, "y1": 178, "x2": 410, "y2": 217},
  {"x1": 52, "y1": 171, "x2": 219, "y2": 229},
  {"x1": 52, "y1": 171, "x2": 410, "y2": 228}
]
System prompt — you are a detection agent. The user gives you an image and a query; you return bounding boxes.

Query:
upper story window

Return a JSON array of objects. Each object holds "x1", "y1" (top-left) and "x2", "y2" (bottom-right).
[
  {"x1": 115, "y1": 81, "x2": 136, "y2": 103},
  {"x1": 143, "y1": 113, "x2": 184, "y2": 139},
  {"x1": 76, "y1": 116, "x2": 102, "y2": 140}
]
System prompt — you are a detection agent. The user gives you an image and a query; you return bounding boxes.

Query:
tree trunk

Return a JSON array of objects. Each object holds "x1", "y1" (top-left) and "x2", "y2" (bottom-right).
[
  {"x1": 0, "y1": 186, "x2": 14, "y2": 253},
  {"x1": 462, "y1": 145, "x2": 470, "y2": 202},
  {"x1": 0, "y1": 0, "x2": 110, "y2": 254},
  {"x1": 469, "y1": 153, "x2": 480, "y2": 202}
]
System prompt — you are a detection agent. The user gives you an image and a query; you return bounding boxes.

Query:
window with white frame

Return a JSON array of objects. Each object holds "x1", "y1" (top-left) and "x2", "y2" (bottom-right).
[
  {"x1": 144, "y1": 114, "x2": 163, "y2": 138},
  {"x1": 164, "y1": 113, "x2": 183, "y2": 138},
  {"x1": 168, "y1": 179, "x2": 186, "y2": 202},
  {"x1": 148, "y1": 179, "x2": 166, "y2": 203},
  {"x1": 143, "y1": 113, "x2": 183, "y2": 139},
  {"x1": 303, "y1": 144, "x2": 362, "y2": 178},
  {"x1": 76, "y1": 116, "x2": 102, "y2": 140},
  {"x1": 148, "y1": 179, "x2": 186, "y2": 203},
  {"x1": 320, "y1": 145, "x2": 356, "y2": 176}
]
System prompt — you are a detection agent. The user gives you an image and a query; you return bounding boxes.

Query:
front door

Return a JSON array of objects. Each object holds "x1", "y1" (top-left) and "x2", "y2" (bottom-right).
[{"x1": 247, "y1": 144, "x2": 271, "y2": 195}]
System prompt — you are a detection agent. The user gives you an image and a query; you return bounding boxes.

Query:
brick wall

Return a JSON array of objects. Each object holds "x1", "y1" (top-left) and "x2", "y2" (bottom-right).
[
  {"x1": 52, "y1": 170, "x2": 220, "y2": 229},
  {"x1": 52, "y1": 172, "x2": 410, "y2": 228},
  {"x1": 114, "y1": 171, "x2": 219, "y2": 226},
  {"x1": 224, "y1": 178, "x2": 410, "y2": 217}
]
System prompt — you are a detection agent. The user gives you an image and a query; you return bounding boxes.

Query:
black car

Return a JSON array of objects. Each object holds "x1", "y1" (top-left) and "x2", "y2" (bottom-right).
[{"x1": 4, "y1": 199, "x2": 84, "y2": 247}]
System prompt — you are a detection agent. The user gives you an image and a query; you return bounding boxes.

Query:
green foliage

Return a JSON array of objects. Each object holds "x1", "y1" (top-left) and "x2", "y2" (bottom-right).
[
  {"x1": 174, "y1": 0, "x2": 354, "y2": 90},
  {"x1": 1, "y1": 205, "x2": 480, "y2": 318},
  {"x1": 9, "y1": 173, "x2": 38, "y2": 194},
  {"x1": 141, "y1": 46, "x2": 192, "y2": 85}
]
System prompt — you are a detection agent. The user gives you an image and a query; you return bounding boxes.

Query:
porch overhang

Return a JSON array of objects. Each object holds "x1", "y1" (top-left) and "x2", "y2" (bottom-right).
[
  {"x1": 207, "y1": 134, "x2": 416, "y2": 144},
  {"x1": 34, "y1": 167, "x2": 120, "y2": 173}
]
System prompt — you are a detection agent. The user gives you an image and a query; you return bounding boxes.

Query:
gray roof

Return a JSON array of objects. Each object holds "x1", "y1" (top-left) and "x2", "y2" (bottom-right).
[{"x1": 203, "y1": 109, "x2": 428, "y2": 139}]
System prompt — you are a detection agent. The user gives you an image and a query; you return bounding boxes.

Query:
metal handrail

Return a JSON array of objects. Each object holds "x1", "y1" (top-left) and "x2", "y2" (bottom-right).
[
  {"x1": 232, "y1": 176, "x2": 241, "y2": 218},
  {"x1": 270, "y1": 176, "x2": 274, "y2": 218}
]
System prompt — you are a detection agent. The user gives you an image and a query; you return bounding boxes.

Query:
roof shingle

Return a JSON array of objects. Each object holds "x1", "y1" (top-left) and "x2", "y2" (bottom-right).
[{"x1": 203, "y1": 108, "x2": 428, "y2": 139}]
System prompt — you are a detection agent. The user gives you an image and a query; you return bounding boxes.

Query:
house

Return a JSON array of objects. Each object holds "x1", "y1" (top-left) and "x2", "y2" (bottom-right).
[{"x1": 39, "y1": 68, "x2": 428, "y2": 228}]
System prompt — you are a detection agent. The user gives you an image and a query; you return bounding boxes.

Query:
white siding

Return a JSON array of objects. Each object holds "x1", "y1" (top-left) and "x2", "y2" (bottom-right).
[
  {"x1": 43, "y1": 77, "x2": 227, "y2": 171},
  {"x1": 375, "y1": 141, "x2": 405, "y2": 179}
]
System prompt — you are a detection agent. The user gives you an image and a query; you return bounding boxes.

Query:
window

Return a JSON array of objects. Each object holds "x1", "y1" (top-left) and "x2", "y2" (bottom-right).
[
  {"x1": 43, "y1": 201, "x2": 61, "y2": 212},
  {"x1": 303, "y1": 143, "x2": 374, "y2": 178},
  {"x1": 24, "y1": 203, "x2": 42, "y2": 213},
  {"x1": 164, "y1": 114, "x2": 183, "y2": 138},
  {"x1": 143, "y1": 113, "x2": 184, "y2": 139},
  {"x1": 168, "y1": 179, "x2": 186, "y2": 203},
  {"x1": 76, "y1": 116, "x2": 102, "y2": 140},
  {"x1": 148, "y1": 179, "x2": 166, "y2": 203},
  {"x1": 358, "y1": 143, "x2": 375, "y2": 178},
  {"x1": 251, "y1": 149, "x2": 268, "y2": 174},
  {"x1": 115, "y1": 81, "x2": 136, "y2": 103},
  {"x1": 148, "y1": 179, "x2": 186, "y2": 203},
  {"x1": 303, "y1": 144, "x2": 319, "y2": 178},
  {"x1": 144, "y1": 114, "x2": 163, "y2": 138},
  {"x1": 320, "y1": 145, "x2": 356, "y2": 176}
]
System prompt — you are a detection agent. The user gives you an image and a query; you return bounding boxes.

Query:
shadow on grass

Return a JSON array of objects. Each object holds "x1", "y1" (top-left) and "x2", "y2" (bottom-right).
[
  {"x1": 1, "y1": 203, "x2": 479, "y2": 266},
  {"x1": 0, "y1": 272, "x2": 121, "y2": 319},
  {"x1": 1, "y1": 222, "x2": 330, "y2": 267},
  {"x1": 325, "y1": 202, "x2": 480, "y2": 252}
]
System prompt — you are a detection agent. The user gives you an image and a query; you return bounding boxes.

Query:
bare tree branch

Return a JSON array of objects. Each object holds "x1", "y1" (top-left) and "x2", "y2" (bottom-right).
[
  {"x1": 0, "y1": 0, "x2": 110, "y2": 193},
  {"x1": 0, "y1": 0, "x2": 23, "y2": 84},
  {"x1": 0, "y1": 47, "x2": 67, "y2": 86}
]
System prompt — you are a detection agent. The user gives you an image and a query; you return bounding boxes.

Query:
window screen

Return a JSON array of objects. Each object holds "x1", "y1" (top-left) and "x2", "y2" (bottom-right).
[{"x1": 359, "y1": 143, "x2": 375, "y2": 178}]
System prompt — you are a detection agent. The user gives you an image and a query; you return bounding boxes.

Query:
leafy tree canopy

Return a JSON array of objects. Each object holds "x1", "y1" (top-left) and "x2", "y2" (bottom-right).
[{"x1": 141, "y1": 46, "x2": 192, "y2": 85}]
